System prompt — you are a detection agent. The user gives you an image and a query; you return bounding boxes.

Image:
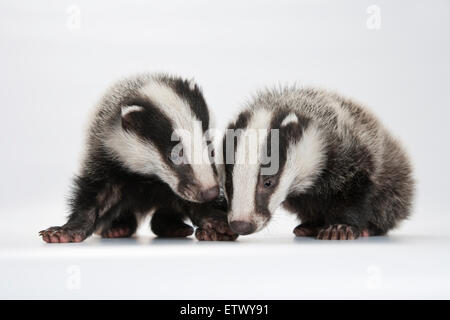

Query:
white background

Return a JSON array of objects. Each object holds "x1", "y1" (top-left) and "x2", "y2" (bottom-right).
[{"x1": 0, "y1": 0, "x2": 449, "y2": 299}]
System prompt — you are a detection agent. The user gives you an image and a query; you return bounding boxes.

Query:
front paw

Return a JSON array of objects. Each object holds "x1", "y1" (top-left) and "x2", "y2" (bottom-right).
[
  {"x1": 195, "y1": 218, "x2": 238, "y2": 241},
  {"x1": 316, "y1": 224, "x2": 360, "y2": 240},
  {"x1": 39, "y1": 226, "x2": 87, "y2": 243}
]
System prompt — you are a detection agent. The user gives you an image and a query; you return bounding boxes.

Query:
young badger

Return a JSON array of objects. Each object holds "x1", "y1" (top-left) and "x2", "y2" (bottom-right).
[
  {"x1": 40, "y1": 73, "x2": 237, "y2": 243},
  {"x1": 221, "y1": 87, "x2": 414, "y2": 240}
]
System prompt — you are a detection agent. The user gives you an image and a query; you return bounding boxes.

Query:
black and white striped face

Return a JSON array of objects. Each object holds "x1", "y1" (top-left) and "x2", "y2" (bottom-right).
[
  {"x1": 222, "y1": 107, "x2": 326, "y2": 235},
  {"x1": 107, "y1": 77, "x2": 219, "y2": 203}
]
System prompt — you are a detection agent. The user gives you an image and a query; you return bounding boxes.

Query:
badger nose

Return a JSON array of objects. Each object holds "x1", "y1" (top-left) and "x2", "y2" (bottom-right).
[
  {"x1": 200, "y1": 186, "x2": 219, "y2": 202},
  {"x1": 230, "y1": 221, "x2": 256, "y2": 235}
]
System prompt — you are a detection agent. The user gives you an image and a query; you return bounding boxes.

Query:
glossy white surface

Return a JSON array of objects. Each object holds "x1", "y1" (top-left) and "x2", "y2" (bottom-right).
[{"x1": 1, "y1": 205, "x2": 449, "y2": 299}]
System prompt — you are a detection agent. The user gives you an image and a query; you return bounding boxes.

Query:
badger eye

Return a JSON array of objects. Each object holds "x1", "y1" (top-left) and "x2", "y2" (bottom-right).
[
  {"x1": 168, "y1": 148, "x2": 184, "y2": 165},
  {"x1": 263, "y1": 179, "x2": 272, "y2": 188},
  {"x1": 210, "y1": 149, "x2": 215, "y2": 157}
]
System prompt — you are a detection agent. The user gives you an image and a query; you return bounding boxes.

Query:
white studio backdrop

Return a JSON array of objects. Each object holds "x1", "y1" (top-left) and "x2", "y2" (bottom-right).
[{"x1": 0, "y1": 0, "x2": 449, "y2": 236}]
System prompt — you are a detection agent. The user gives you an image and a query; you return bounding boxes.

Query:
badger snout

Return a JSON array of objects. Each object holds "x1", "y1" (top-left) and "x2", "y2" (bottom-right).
[
  {"x1": 198, "y1": 185, "x2": 219, "y2": 202},
  {"x1": 230, "y1": 220, "x2": 256, "y2": 235}
]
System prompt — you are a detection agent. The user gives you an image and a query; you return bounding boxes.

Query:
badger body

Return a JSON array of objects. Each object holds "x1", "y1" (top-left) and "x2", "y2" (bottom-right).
[
  {"x1": 222, "y1": 87, "x2": 414, "y2": 239},
  {"x1": 40, "y1": 73, "x2": 236, "y2": 243}
]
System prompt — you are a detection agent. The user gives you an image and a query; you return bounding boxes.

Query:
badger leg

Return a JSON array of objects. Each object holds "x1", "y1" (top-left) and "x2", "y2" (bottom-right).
[
  {"x1": 39, "y1": 177, "x2": 121, "y2": 243},
  {"x1": 291, "y1": 171, "x2": 374, "y2": 241},
  {"x1": 151, "y1": 208, "x2": 194, "y2": 238}
]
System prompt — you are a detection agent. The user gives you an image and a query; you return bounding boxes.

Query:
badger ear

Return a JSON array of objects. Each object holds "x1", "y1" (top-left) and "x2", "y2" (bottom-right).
[
  {"x1": 281, "y1": 113, "x2": 298, "y2": 127},
  {"x1": 121, "y1": 105, "x2": 144, "y2": 130},
  {"x1": 188, "y1": 78, "x2": 197, "y2": 91},
  {"x1": 280, "y1": 112, "x2": 307, "y2": 142}
]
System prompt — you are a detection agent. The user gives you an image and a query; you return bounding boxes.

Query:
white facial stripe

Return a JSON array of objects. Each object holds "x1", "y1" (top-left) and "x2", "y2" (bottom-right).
[
  {"x1": 216, "y1": 136, "x2": 226, "y2": 191},
  {"x1": 121, "y1": 105, "x2": 144, "y2": 117},
  {"x1": 140, "y1": 80, "x2": 196, "y2": 133},
  {"x1": 290, "y1": 124, "x2": 326, "y2": 191},
  {"x1": 139, "y1": 80, "x2": 216, "y2": 189},
  {"x1": 230, "y1": 109, "x2": 273, "y2": 222},
  {"x1": 281, "y1": 113, "x2": 298, "y2": 126},
  {"x1": 268, "y1": 124, "x2": 326, "y2": 212},
  {"x1": 105, "y1": 123, "x2": 179, "y2": 189},
  {"x1": 175, "y1": 119, "x2": 216, "y2": 189},
  {"x1": 189, "y1": 120, "x2": 216, "y2": 189}
]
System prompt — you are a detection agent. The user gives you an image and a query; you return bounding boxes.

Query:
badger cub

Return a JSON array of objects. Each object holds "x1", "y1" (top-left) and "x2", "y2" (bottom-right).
[
  {"x1": 222, "y1": 87, "x2": 414, "y2": 239},
  {"x1": 40, "y1": 73, "x2": 237, "y2": 243}
]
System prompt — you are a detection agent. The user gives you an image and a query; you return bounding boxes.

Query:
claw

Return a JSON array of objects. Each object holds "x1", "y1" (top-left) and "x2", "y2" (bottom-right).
[{"x1": 316, "y1": 224, "x2": 360, "y2": 240}]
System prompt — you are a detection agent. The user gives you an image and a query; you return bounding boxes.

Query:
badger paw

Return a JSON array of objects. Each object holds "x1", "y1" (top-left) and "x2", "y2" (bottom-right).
[
  {"x1": 195, "y1": 218, "x2": 238, "y2": 241},
  {"x1": 101, "y1": 227, "x2": 134, "y2": 238},
  {"x1": 293, "y1": 223, "x2": 320, "y2": 237},
  {"x1": 317, "y1": 224, "x2": 362, "y2": 240},
  {"x1": 39, "y1": 226, "x2": 87, "y2": 243}
]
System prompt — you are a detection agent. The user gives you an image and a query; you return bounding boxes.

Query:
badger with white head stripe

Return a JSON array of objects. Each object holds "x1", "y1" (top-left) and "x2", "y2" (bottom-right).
[
  {"x1": 221, "y1": 86, "x2": 414, "y2": 239},
  {"x1": 40, "y1": 73, "x2": 237, "y2": 243}
]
